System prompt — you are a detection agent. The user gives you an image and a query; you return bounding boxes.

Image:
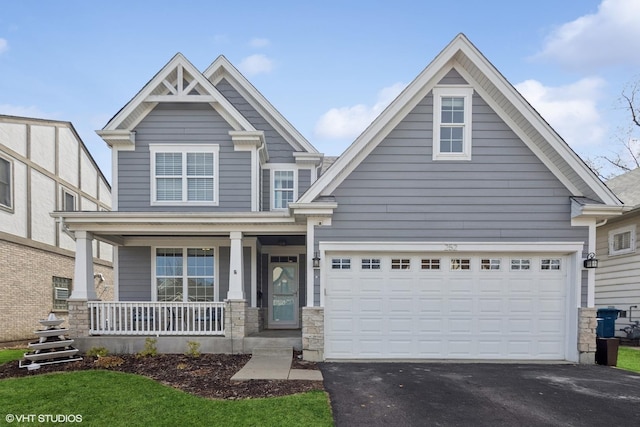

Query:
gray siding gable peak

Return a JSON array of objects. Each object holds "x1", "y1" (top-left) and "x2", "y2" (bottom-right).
[
  {"x1": 298, "y1": 33, "x2": 619, "y2": 207},
  {"x1": 98, "y1": 53, "x2": 257, "y2": 146},
  {"x1": 203, "y1": 55, "x2": 320, "y2": 156}
]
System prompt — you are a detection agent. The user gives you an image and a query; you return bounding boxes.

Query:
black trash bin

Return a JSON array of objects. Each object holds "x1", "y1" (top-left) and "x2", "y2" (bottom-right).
[
  {"x1": 596, "y1": 308, "x2": 621, "y2": 338},
  {"x1": 596, "y1": 337, "x2": 619, "y2": 366}
]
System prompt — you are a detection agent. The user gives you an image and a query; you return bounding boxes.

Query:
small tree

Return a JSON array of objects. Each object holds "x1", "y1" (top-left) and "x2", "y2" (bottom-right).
[{"x1": 593, "y1": 78, "x2": 640, "y2": 179}]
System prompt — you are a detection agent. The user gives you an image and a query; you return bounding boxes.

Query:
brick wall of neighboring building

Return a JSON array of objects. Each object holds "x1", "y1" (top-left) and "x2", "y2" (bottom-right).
[{"x1": 0, "y1": 239, "x2": 113, "y2": 343}]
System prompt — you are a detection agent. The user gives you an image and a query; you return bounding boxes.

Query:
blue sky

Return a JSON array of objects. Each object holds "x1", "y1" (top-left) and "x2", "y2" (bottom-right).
[{"x1": 1, "y1": 0, "x2": 639, "y2": 183}]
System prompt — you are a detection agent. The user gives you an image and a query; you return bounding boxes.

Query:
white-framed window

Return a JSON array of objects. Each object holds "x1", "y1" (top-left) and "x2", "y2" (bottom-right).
[
  {"x1": 61, "y1": 187, "x2": 77, "y2": 212},
  {"x1": 0, "y1": 155, "x2": 12, "y2": 210},
  {"x1": 391, "y1": 258, "x2": 411, "y2": 270},
  {"x1": 609, "y1": 225, "x2": 636, "y2": 256},
  {"x1": 421, "y1": 259, "x2": 441, "y2": 270},
  {"x1": 272, "y1": 169, "x2": 296, "y2": 210},
  {"x1": 432, "y1": 87, "x2": 473, "y2": 161},
  {"x1": 361, "y1": 258, "x2": 381, "y2": 270},
  {"x1": 150, "y1": 144, "x2": 219, "y2": 205},
  {"x1": 510, "y1": 259, "x2": 531, "y2": 271},
  {"x1": 541, "y1": 258, "x2": 561, "y2": 270},
  {"x1": 450, "y1": 258, "x2": 471, "y2": 270},
  {"x1": 481, "y1": 258, "x2": 501, "y2": 270},
  {"x1": 332, "y1": 258, "x2": 351, "y2": 270},
  {"x1": 155, "y1": 247, "x2": 215, "y2": 302}
]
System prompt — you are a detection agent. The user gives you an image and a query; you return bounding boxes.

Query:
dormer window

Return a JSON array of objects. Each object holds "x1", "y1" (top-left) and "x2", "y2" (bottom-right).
[
  {"x1": 432, "y1": 87, "x2": 473, "y2": 161},
  {"x1": 272, "y1": 169, "x2": 296, "y2": 210},
  {"x1": 150, "y1": 144, "x2": 219, "y2": 205}
]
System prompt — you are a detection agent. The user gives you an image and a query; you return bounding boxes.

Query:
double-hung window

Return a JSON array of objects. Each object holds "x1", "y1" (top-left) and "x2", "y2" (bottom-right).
[
  {"x1": 432, "y1": 87, "x2": 473, "y2": 161},
  {"x1": 0, "y1": 155, "x2": 12, "y2": 210},
  {"x1": 609, "y1": 225, "x2": 636, "y2": 256},
  {"x1": 272, "y1": 170, "x2": 296, "y2": 210},
  {"x1": 155, "y1": 248, "x2": 215, "y2": 302},
  {"x1": 150, "y1": 144, "x2": 219, "y2": 205}
]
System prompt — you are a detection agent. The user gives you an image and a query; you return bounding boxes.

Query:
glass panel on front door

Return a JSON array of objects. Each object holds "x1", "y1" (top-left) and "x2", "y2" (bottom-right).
[{"x1": 271, "y1": 265, "x2": 297, "y2": 325}]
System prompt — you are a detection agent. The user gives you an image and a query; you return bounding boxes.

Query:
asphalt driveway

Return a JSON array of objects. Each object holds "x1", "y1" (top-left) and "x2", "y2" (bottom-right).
[{"x1": 319, "y1": 362, "x2": 640, "y2": 426}]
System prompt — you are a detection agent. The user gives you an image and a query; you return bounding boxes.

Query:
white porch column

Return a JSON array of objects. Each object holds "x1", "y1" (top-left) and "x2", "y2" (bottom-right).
[
  {"x1": 587, "y1": 221, "x2": 597, "y2": 307},
  {"x1": 306, "y1": 219, "x2": 315, "y2": 307},
  {"x1": 71, "y1": 231, "x2": 97, "y2": 300},
  {"x1": 227, "y1": 231, "x2": 245, "y2": 300}
]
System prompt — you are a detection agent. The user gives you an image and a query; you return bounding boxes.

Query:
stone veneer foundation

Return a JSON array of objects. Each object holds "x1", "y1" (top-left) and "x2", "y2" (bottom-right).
[
  {"x1": 302, "y1": 307, "x2": 324, "y2": 361},
  {"x1": 578, "y1": 307, "x2": 597, "y2": 364}
]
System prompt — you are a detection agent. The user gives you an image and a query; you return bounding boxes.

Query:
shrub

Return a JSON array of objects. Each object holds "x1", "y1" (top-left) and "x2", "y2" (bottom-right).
[
  {"x1": 137, "y1": 338, "x2": 158, "y2": 358},
  {"x1": 185, "y1": 341, "x2": 201, "y2": 358},
  {"x1": 86, "y1": 347, "x2": 109, "y2": 358},
  {"x1": 94, "y1": 356, "x2": 124, "y2": 368}
]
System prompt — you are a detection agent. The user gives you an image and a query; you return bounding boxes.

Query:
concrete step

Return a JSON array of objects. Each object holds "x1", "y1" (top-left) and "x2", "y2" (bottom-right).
[{"x1": 252, "y1": 347, "x2": 292, "y2": 358}]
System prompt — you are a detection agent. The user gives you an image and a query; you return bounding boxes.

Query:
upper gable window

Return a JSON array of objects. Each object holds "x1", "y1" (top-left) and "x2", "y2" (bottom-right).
[
  {"x1": 61, "y1": 187, "x2": 77, "y2": 212},
  {"x1": 150, "y1": 144, "x2": 219, "y2": 206},
  {"x1": 0, "y1": 155, "x2": 12, "y2": 211},
  {"x1": 272, "y1": 170, "x2": 296, "y2": 210},
  {"x1": 609, "y1": 225, "x2": 636, "y2": 256},
  {"x1": 432, "y1": 87, "x2": 473, "y2": 161}
]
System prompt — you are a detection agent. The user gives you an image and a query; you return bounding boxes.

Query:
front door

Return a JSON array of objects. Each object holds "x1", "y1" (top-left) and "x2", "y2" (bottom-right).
[{"x1": 269, "y1": 262, "x2": 299, "y2": 328}]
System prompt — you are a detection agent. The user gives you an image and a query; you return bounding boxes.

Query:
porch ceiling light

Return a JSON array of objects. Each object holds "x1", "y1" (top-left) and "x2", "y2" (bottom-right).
[
  {"x1": 583, "y1": 252, "x2": 599, "y2": 269},
  {"x1": 313, "y1": 252, "x2": 321, "y2": 269}
]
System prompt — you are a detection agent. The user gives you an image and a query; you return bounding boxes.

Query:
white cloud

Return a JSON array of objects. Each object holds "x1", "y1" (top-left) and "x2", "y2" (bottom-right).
[
  {"x1": 249, "y1": 38, "x2": 270, "y2": 48},
  {"x1": 0, "y1": 104, "x2": 54, "y2": 119},
  {"x1": 315, "y1": 82, "x2": 406, "y2": 139},
  {"x1": 238, "y1": 54, "x2": 274, "y2": 76},
  {"x1": 515, "y1": 77, "x2": 607, "y2": 147},
  {"x1": 536, "y1": 0, "x2": 640, "y2": 69},
  {"x1": 0, "y1": 38, "x2": 8, "y2": 54}
]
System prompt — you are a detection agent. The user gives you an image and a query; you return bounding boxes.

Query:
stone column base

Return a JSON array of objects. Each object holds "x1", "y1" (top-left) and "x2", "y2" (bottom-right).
[
  {"x1": 225, "y1": 300, "x2": 247, "y2": 354},
  {"x1": 578, "y1": 307, "x2": 597, "y2": 364},
  {"x1": 302, "y1": 307, "x2": 324, "y2": 361},
  {"x1": 67, "y1": 299, "x2": 90, "y2": 338}
]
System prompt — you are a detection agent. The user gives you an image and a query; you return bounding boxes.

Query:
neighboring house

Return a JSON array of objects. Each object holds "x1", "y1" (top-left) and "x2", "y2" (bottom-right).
[
  {"x1": 56, "y1": 34, "x2": 625, "y2": 363},
  {"x1": 595, "y1": 167, "x2": 640, "y2": 335},
  {"x1": 0, "y1": 115, "x2": 113, "y2": 343}
]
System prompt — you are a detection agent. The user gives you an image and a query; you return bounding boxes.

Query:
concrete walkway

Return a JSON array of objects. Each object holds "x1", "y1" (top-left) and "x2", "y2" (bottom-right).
[{"x1": 231, "y1": 347, "x2": 324, "y2": 381}]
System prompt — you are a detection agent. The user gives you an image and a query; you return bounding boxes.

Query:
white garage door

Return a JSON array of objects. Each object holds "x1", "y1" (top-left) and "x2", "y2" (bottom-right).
[{"x1": 324, "y1": 252, "x2": 567, "y2": 360}]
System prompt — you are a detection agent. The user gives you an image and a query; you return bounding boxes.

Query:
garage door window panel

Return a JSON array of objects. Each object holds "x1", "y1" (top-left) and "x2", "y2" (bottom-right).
[
  {"x1": 361, "y1": 258, "x2": 381, "y2": 270},
  {"x1": 421, "y1": 259, "x2": 441, "y2": 270},
  {"x1": 332, "y1": 258, "x2": 351, "y2": 270},
  {"x1": 450, "y1": 259, "x2": 471, "y2": 270},
  {"x1": 391, "y1": 259, "x2": 411, "y2": 270},
  {"x1": 481, "y1": 259, "x2": 501, "y2": 270},
  {"x1": 510, "y1": 259, "x2": 531, "y2": 271},
  {"x1": 541, "y1": 259, "x2": 561, "y2": 270}
]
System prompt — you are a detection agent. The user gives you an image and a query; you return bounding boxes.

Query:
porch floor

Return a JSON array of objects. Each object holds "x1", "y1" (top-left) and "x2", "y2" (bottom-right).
[{"x1": 245, "y1": 329, "x2": 302, "y2": 353}]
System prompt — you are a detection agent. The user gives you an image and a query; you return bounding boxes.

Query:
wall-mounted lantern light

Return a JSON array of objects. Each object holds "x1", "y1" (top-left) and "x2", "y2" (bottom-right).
[
  {"x1": 584, "y1": 252, "x2": 599, "y2": 269},
  {"x1": 312, "y1": 252, "x2": 321, "y2": 269}
]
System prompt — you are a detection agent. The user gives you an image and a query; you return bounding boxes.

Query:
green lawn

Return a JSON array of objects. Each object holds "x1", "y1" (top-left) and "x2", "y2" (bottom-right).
[
  {"x1": 617, "y1": 346, "x2": 640, "y2": 373},
  {"x1": 0, "y1": 370, "x2": 333, "y2": 426},
  {"x1": 0, "y1": 348, "x2": 25, "y2": 365}
]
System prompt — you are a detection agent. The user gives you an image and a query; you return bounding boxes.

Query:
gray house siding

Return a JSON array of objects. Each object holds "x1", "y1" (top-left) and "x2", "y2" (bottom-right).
[
  {"x1": 118, "y1": 247, "x2": 152, "y2": 301},
  {"x1": 118, "y1": 103, "x2": 251, "y2": 212},
  {"x1": 262, "y1": 169, "x2": 270, "y2": 211},
  {"x1": 315, "y1": 86, "x2": 589, "y2": 303},
  {"x1": 298, "y1": 169, "x2": 311, "y2": 196},
  {"x1": 216, "y1": 78, "x2": 296, "y2": 163}
]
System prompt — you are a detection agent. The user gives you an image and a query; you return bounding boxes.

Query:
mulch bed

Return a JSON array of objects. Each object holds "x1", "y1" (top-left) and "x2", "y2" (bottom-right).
[{"x1": 0, "y1": 352, "x2": 324, "y2": 400}]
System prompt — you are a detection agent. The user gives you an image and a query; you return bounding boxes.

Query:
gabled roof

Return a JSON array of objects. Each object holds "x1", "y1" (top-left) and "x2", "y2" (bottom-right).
[
  {"x1": 299, "y1": 33, "x2": 620, "y2": 206},
  {"x1": 606, "y1": 168, "x2": 640, "y2": 207},
  {"x1": 203, "y1": 55, "x2": 319, "y2": 154},
  {"x1": 99, "y1": 53, "x2": 256, "y2": 144}
]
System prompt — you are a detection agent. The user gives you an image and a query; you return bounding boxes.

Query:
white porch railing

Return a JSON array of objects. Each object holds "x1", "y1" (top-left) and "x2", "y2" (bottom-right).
[{"x1": 88, "y1": 302, "x2": 225, "y2": 336}]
